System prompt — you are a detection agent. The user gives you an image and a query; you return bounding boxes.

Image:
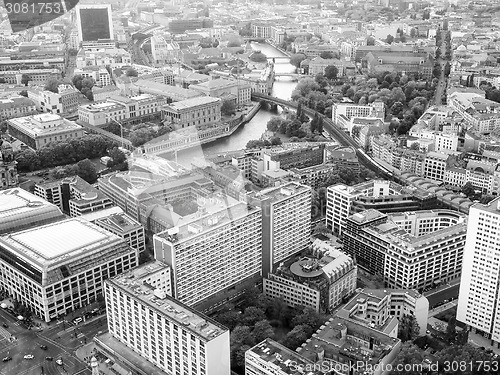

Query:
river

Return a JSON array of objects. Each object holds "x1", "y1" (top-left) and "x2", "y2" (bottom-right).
[{"x1": 169, "y1": 42, "x2": 298, "y2": 166}]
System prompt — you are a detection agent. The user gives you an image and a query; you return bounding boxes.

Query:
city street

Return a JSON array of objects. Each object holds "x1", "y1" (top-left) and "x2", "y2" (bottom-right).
[{"x1": 424, "y1": 282, "x2": 460, "y2": 308}]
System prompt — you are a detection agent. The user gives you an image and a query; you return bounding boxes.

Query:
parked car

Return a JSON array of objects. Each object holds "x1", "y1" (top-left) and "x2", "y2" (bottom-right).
[
  {"x1": 2, "y1": 356, "x2": 11, "y2": 362},
  {"x1": 2, "y1": 323, "x2": 8, "y2": 328},
  {"x1": 56, "y1": 359, "x2": 63, "y2": 365},
  {"x1": 45, "y1": 357, "x2": 53, "y2": 361},
  {"x1": 40, "y1": 345, "x2": 48, "y2": 350},
  {"x1": 24, "y1": 354, "x2": 34, "y2": 359},
  {"x1": 73, "y1": 317, "x2": 83, "y2": 325}
]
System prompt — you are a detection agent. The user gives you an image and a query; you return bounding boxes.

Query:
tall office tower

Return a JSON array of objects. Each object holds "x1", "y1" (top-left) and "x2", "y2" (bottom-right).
[
  {"x1": 75, "y1": 4, "x2": 114, "y2": 44},
  {"x1": 153, "y1": 194, "x2": 263, "y2": 308},
  {"x1": 105, "y1": 262, "x2": 230, "y2": 375},
  {"x1": 0, "y1": 217, "x2": 138, "y2": 322},
  {"x1": 248, "y1": 182, "x2": 312, "y2": 277},
  {"x1": 457, "y1": 198, "x2": 500, "y2": 346}
]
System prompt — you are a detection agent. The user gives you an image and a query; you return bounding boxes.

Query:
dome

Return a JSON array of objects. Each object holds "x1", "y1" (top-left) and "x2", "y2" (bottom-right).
[{"x1": 457, "y1": 44, "x2": 467, "y2": 52}]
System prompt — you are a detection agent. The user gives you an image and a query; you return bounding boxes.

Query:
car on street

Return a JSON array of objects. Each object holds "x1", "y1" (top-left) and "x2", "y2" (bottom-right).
[
  {"x1": 40, "y1": 345, "x2": 48, "y2": 350},
  {"x1": 2, "y1": 323, "x2": 8, "y2": 328},
  {"x1": 24, "y1": 354, "x2": 34, "y2": 359},
  {"x1": 73, "y1": 317, "x2": 83, "y2": 325},
  {"x1": 56, "y1": 359, "x2": 63, "y2": 365},
  {"x1": 45, "y1": 357, "x2": 53, "y2": 361},
  {"x1": 2, "y1": 356, "x2": 11, "y2": 362}
]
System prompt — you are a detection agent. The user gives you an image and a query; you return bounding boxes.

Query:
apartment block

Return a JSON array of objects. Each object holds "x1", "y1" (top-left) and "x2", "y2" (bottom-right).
[
  {"x1": 343, "y1": 209, "x2": 467, "y2": 291},
  {"x1": 94, "y1": 213, "x2": 146, "y2": 254},
  {"x1": 248, "y1": 182, "x2": 311, "y2": 277},
  {"x1": 337, "y1": 288, "x2": 429, "y2": 337},
  {"x1": 35, "y1": 176, "x2": 114, "y2": 217},
  {"x1": 28, "y1": 84, "x2": 79, "y2": 115},
  {"x1": 0, "y1": 218, "x2": 138, "y2": 321},
  {"x1": 423, "y1": 151, "x2": 449, "y2": 182},
  {"x1": 153, "y1": 195, "x2": 262, "y2": 308},
  {"x1": 105, "y1": 262, "x2": 230, "y2": 375},
  {"x1": 263, "y1": 239, "x2": 357, "y2": 313},
  {"x1": 0, "y1": 96, "x2": 36, "y2": 120},
  {"x1": 457, "y1": 198, "x2": 500, "y2": 347}
]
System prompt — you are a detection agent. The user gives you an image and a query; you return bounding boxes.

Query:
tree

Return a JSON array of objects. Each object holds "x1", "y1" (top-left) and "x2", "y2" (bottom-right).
[
  {"x1": 289, "y1": 53, "x2": 307, "y2": 68},
  {"x1": 324, "y1": 65, "x2": 338, "y2": 80},
  {"x1": 242, "y1": 307, "x2": 266, "y2": 326},
  {"x1": 108, "y1": 147, "x2": 127, "y2": 166},
  {"x1": 252, "y1": 320, "x2": 275, "y2": 342},
  {"x1": 125, "y1": 67, "x2": 138, "y2": 77},
  {"x1": 313, "y1": 222, "x2": 330, "y2": 237},
  {"x1": 389, "y1": 343, "x2": 425, "y2": 375},
  {"x1": 422, "y1": 9, "x2": 430, "y2": 20},
  {"x1": 21, "y1": 74, "x2": 31, "y2": 86},
  {"x1": 281, "y1": 324, "x2": 311, "y2": 350},
  {"x1": 221, "y1": 100, "x2": 236, "y2": 116},
  {"x1": 76, "y1": 159, "x2": 98, "y2": 183},
  {"x1": 409, "y1": 142, "x2": 420, "y2": 151},
  {"x1": 398, "y1": 314, "x2": 420, "y2": 342},
  {"x1": 269, "y1": 136, "x2": 282, "y2": 145},
  {"x1": 291, "y1": 78, "x2": 320, "y2": 100},
  {"x1": 72, "y1": 74, "x2": 83, "y2": 91},
  {"x1": 462, "y1": 182, "x2": 475, "y2": 197},
  {"x1": 44, "y1": 78, "x2": 62, "y2": 93},
  {"x1": 213, "y1": 310, "x2": 242, "y2": 331},
  {"x1": 19, "y1": 90, "x2": 28, "y2": 97},
  {"x1": 446, "y1": 316, "x2": 457, "y2": 343},
  {"x1": 291, "y1": 307, "x2": 327, "y2": 332},
  {"x1": 391, "y1": 87, "x2": 406, "y2": 104},
  {"x1": 319, "y1": 51, "x2": 334, "y2": 59},
  {"x1": 434, "y1": 344, "x2": 495, "y2": 375},
  {"x1": 249, "y1": 51, "x2": 267, "y2": 62},
  {"x1": 386, "y1": 34, "x2": 395, "y2": 44},
  {"x1": 366, "y1": 36, "x2": 375, "y2": 46},
  {"x1": 444, "y1": 62, "x2": 451, "y2": 77}
]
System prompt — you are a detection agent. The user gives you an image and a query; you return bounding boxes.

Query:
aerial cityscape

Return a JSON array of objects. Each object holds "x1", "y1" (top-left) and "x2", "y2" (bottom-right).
[{"x1": 0, "y1": 0, "x2": 499, "y2": 374}]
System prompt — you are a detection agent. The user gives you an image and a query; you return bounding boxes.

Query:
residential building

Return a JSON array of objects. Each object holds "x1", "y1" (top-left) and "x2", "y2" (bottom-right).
[
  {"x1": 248, "y1": 182, "x2": 311, "y2": 277},
  {"x1": 7, "y1": 113, "x2": 84, "y2": 149},
  {"x1": 362, "y1": 48, "x2": 433, "y2": 79},
  {"x1": 34, "y1": 176, "x2": 114, "y2": 217},
  {"x1": 245, "y1": 339, "x2": 322, "y2": 375},
  {"x1": 153, "y1": 194, "x2": 263, "y2": 308},
  {"x1": 252, "y1": 24, "x2": 271, "y2": 39},
  {"x1": 337, "y1": 288, "x2": 429, "y2": 336},
  {"x1": 0, "y1": 188, "x2": 64, "y2": 234},
  {"x1": 288, "y1": 163, "x2": 335, "y2": 189},
  {"x1": 0, "y1": 217, "x2": 138, "y2": 321},
  {"x1": 73, "y1": 66, "x2": 112, "y2": 87},
  {"x1": 264, "y1": 239, "x2": 357, "y2": 313},
  {"x1": 343, "y1": 209, "x2": 467, "y2": 291},
  {"x1": 151, "y1": 33, "x2": 181, "y2": 65},
  {"x1": 161, "y1": 96, "x2": 222, "y2": 129},
  {"x1": 296, "y1": 316, "x2": 401, "y2": 375},
  {"x1": 28, "y1": 85, "x2": 79, "y2": 115},
  {"x1": 424, "y1": 151, "x2": 449, "y2": 182},
  {"x1": 127, "y1": 80, "x2": 203, "y2": 102},
  {"x1": 332, "y1": 102, "x2": 385, "y2": 129},
  {"x1": 105, "y1": 262, "x2": 230, "y2": 375},
  {"x1": 0, "y1": 69, "x2": 60, "y2": 85},
  {"x1": 93, "y1": 213, "x2": 146, "y2": 255},
  {"x1": 448, "y1": 92, "x2": 500, "y2": 133},
  {"x1": 76, "y1": 48, "x2": 131, "y2": 69},
  {"x1": 457, "y1": 198, "x2": 500, "y2": 348},
  {"x1": 308, "y1": 57, "x2": 346, "y2": 76},
  {"x1": 0, "y1": 96, "x2": 36, "y2": 120}
]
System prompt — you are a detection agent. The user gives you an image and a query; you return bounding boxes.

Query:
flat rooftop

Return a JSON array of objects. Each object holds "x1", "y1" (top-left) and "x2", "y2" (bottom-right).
[
  {"x1": 249, "y1": 182, "x2": 310, "y2": 203},
  {"x1": 107, "y1": 262, "x2": 227, "y2": 341},
  {"x1": 164, "y1": 96, "x2": 221, "y2": 111},
  {"x1": 1, "y1": 218, "x2": 121, "y2": 265}
]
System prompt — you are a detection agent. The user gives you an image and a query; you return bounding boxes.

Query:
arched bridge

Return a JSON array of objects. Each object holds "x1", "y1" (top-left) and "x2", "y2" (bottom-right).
[{"x1": 251, "y1": 92, "x2": 393, "y2": 179}]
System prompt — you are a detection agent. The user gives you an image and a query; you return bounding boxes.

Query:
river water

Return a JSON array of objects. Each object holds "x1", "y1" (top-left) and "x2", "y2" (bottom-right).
[{"x1": 170, "y1": 43, "x2": 298, "y2": 166}]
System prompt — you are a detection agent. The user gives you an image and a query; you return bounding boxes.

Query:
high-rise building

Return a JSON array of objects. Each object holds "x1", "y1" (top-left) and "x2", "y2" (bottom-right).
[
  {"x1": 76, "y1": 4, "x2": 114, "y2": 44},
  {"x1": 248, "y1": 182, "x2": 312, "y2": 277},
  {"x1": 0, "y1": 218, "x2": 138, "y2": 321},
  {"x1": 153, "y1": 195, "x2": 263, "y2": 308},
  {"x1": 105, "y1": 262, "x2": 230, "y2": 375},
  {"x1": 457, "y1": 198, "x2": 500, "y2": 346}
]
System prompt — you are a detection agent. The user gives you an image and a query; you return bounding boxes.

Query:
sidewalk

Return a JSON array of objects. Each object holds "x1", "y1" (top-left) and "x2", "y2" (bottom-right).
[
  {"x1": 428, "y1": 301, "x2": 457, "y2": 317},
  {"x1": 423, "y1": 278, "x2": 461, "y2": 297},
  {"x1": 468, "y1": 332, "x2": 500, "y2": 355}
]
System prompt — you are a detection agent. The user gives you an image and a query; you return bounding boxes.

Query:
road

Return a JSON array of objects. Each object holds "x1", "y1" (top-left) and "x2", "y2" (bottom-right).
[
  {"x1": 424, "y1": 283, "x2": 460, "y2": 309},
  {"x1": 433, "y1": 30, "x2": 450, "y2": 106}
]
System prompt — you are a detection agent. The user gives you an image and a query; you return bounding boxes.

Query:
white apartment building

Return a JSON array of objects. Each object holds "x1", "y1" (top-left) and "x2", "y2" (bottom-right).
[
  {"x1": 248, "y1": 182, "x2": 312, "y2": 277},
  {"x1": 457, "y1": 199, "x2": 500, "y2": 347},
  {"x1": 0, "y1": 218, "x2": 138, "y2": 322},
  {"x1": 332, "y1": 102, "x2": 385, "y2": 129},
  {"x1": 444, "y1": 167, "x2": 467, "y2": 187},
  {"x1": 153, "y1": 197, "x2": 262, "y2": 307},
  {"x1": 326, "y1": 180, "x2": 401, "y2": 235},
  {"x1": 264, "y1": 239, "x2": 357, "y2": 313},
  {"x1": 337, "y1": 288, "x2": 429, "y2": 336},
  {"x1": 151, "y1": 33, "x2": 181, "y2": 65},
  {"x1": 448, "y1": 92, "x2": 500, "y2": 133},
  {"x1": 105, "y1": 262, "x2": 230, "y2": 375},
  {"x1": 424, "y1": 151, "x2": 449, "y2": 182},
  {"x1": 28, "y1": 85, "x2": 80, "y2": 115},
  {"x1": 73, "y1": 67, "x2": 112, "y2": 87}
]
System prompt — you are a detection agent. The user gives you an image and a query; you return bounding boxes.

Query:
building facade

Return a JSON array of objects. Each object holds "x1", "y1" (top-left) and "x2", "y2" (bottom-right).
[
  {"x1": 161, "y1": 96, "x2": 222, "y2": 129},
  {"x1": 105, "y1": 262, "x2": 230, "y2": 375}
]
